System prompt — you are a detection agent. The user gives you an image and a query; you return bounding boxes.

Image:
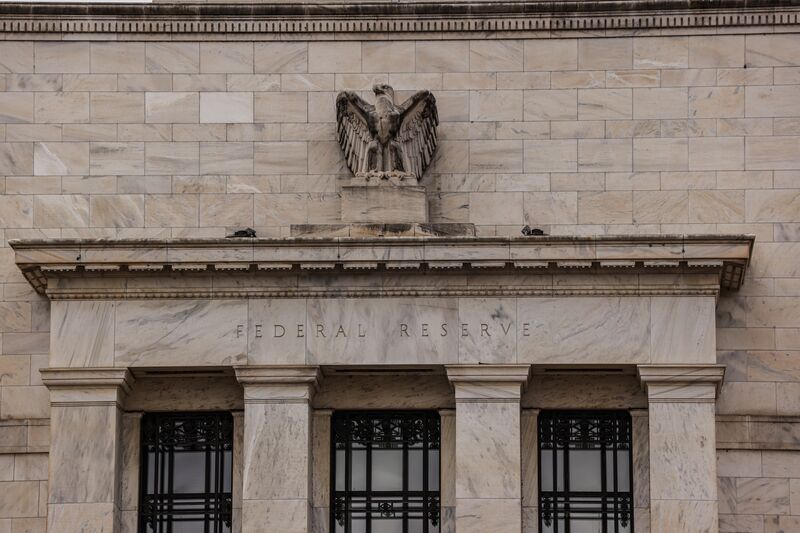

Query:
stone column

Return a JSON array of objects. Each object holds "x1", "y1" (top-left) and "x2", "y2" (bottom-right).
[
  {"x1": 41, "y1": 367, "x2": 133, "y2": 533},
  {"x1": 521, "y1": 409, "x2": 539, "y2": 533},
  {"x1": 637, "y1": 365, "x2": 725, "y2": 533},
  {"x1": 234, "y1": 366, "x2": 320, "y2": 533},
  {"x1": 438, "y1": 408, "x2": 456, "y2": 533},
  {"x1": 311, "y1": 409, "x2": 332, "y2": 533},
  {"x1": 120, "y1": 412, "x2": 143, "y2": 533},
  {"x1": 445, "y1": 364, "x2": 531, "y2": 533}
]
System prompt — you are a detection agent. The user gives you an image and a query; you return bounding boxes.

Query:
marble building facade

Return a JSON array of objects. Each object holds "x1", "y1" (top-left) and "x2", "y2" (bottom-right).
[{"x1": 0, "y1": 0, "x2": 798, "y2": 532}]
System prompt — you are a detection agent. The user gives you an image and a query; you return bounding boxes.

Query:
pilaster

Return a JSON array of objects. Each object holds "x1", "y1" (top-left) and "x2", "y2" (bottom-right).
[
  {"x1": 41, "y1": 367, "x2": 133, "y2": 533},
  {"x1": 234, "y1": 366, "x2": 321, "y2": 533},
  {"x1": 311, "y1": 409, "x2": 332, "y2": 533},
  {"x1": 438, "y1": 408, "x2": 456, "y2": 533},
  {"x1": 637, "y1": 364, "x2": 725, "y2": 533},
  {"x1": 521, "y1": 409, "x2": 539, "y2": 533},
  {"x1": 445, "y1": 364, "x2": 531, "y2": 533}
]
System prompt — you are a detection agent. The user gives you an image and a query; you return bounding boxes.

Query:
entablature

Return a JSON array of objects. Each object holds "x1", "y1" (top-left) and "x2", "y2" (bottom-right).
[{"x1": 11, "y1": 234, "x2": 753, "y2": 299}]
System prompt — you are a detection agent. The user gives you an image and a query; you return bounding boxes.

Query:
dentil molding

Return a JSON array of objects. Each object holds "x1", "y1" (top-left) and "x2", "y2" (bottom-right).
[{"x1": 0, "y1": 0, "x2": 798, "y2": 35}]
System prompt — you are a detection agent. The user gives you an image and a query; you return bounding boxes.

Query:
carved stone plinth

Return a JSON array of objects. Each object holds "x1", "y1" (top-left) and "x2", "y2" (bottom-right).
[{"x1": 341, "y1": 185, "x2": 428, "y2": 224}]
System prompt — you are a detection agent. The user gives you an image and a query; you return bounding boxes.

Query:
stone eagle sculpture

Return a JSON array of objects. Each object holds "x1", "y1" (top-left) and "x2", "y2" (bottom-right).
[{"x1": 336, "y1": 84, "x2": 438, "y2": 186}]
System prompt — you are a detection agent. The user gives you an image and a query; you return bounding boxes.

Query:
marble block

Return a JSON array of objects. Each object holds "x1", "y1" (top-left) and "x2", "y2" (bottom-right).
[
  {"x1": 649, "y1": 297, "x2": 716, "y2": 363},
  {"x1": 50, "y1": 300, "x2": 115, "y2": 367},
  {"x1": 341, "y1": 185, "x2": 428, "y2": 224},
  {"x1": 48, "y1": 502, "x2": 117, "y2": 533},
  {"x1": 242, "y1": 499, "x2": 309, "y2": 533},
  {"x1": 242, "y1": 402, "x2": 312, "y2": 500},
  {"x1": 455, "y1": 401, "x2": 521, "y2": 499},
  {"x1": 114, "y1": 299, "x2": 247, "y2": 367},
  {"x1": 516, "y1": 297, "x2": 651, "y2": 364},
  {"x1": 49, "y1": 404, "x2": 121, "y2": 504},
  {"x1": 455, "y1": 498, "x2": 522, "y2": 533},
  {"x1": 649, "y1": 500, "x2": 718, "y2": 533}
]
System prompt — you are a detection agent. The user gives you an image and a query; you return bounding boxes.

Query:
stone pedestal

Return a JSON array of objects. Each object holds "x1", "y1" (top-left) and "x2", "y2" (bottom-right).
[
  {"x1": 638, "y1": 365, "x2": 725, "y2": 533},
  {"x1": 341, "y1": 185, "x2": 428, "y2": 224},
  {"x1": 41, "y1": 368, "x2": 133, "y2": 533},
  {"x1": 446, "y1": 364, "x2": 531, "y2": 533},
  {"x1": 234, "y1": 366, "x2": 320, "y2": 533}
]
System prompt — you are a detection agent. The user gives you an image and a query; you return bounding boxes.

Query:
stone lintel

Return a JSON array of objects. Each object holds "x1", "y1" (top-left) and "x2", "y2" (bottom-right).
[
  {"x1": 637, "y1": 364, "x2": 725, "y2": 401},
  {"x1": 235, "y1": 366, "x2": 321, "y2": 403},
  {"x1": 446, "y1": 364, "x2": 531, "y2": 401}
]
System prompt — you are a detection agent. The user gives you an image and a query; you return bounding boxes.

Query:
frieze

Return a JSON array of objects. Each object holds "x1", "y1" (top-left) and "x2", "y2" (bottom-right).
[{"x1": 0, "y1": 0, "x2": 798, "y2": 35}]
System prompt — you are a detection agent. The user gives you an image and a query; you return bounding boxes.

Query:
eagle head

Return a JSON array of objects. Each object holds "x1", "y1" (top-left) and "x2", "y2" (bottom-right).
[{"x1": 372, "y1": 84, "x2": 395, "y2": 101}]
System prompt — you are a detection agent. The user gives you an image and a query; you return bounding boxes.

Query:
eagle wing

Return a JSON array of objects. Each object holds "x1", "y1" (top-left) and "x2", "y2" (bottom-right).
[
  {"x1": 397, "y1": 90, "x2": 439, "y2": 180},
  {"x1": 336, "y1": 91, "x2": 376, "y2": 176}
]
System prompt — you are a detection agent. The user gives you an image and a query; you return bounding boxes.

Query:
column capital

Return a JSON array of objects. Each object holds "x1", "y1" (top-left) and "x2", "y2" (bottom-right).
[
  {"x1": 40, "y1": 367, "x2": 134, "y2": 407},
  {"x1": 234, "y1": 365, "x2": 321, "y2": 385},
  {"x1": 445, "y1": 364, "x2": 531, "y2": 383},
  {"x1": 446, "y1": 364, "x2": 531, "y2": 401},
  {"x1": 235, "y1": 365, "x2": 321, "y2": 404},
  {"x1": 637, "y1": 364, "x2": 725, "y2": 402}
]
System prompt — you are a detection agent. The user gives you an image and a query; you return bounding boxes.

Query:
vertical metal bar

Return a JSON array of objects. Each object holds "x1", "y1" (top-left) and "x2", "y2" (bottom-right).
[
  {"x1": 403, "y1": 415, "x2": 409, "y2": 533},
  {"x1": 346, "y1": 414, "x2": 353, "y2": 533},
  {"x1": 422, "y1": 414, "x2": 430, "y2": 533},
  {"x1": 157, "y1": 418, "x2": 165, "y2": 533},
  {"x1": 537, "y1": 415, "x2": 543, "y2": 533},
  {"x1": 627, "y1": 414, "x2": 634, "y2": 533},
  {"x1": 601, "y1": 418, "x2": 608, "y2": 533},
  {"x1": 366, "y1": 418, "x2": 373, "y2": 533},
  {"x1": 564, "y1": 422, "x2": 570, "y2": 533},
  {"x1": 612, "y1": 415, "x2": 619, "y2": 533},
  {"x1": 552, "y1": 415, "x2": 559, "y2": 533}
]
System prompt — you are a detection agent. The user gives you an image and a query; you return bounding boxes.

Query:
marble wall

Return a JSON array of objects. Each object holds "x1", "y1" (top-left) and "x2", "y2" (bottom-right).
[{"x1": 2, "y1": 28, "x2": 800, "y2": 532}]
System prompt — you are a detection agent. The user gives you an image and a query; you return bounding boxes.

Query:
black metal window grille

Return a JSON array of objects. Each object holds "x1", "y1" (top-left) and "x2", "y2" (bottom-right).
[
  {"x1": 139, "y1": 412, "x2": 233, "y2": 533},
  {"x1": 331, "y1": 411, "x2": 441, "y2": 533},
  {"x1": 538, "y1": 410, "x2": 633, "y2": 533}
]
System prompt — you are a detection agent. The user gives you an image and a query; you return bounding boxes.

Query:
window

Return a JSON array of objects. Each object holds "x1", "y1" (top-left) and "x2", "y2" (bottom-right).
[
  {"x1": 538, "y1": 410, "x2": 633, "y2": 533},
  {"x1": 332, "y1": 411, "x2": 440, "y2": 533},
  {"x1": 139, "y1": 412, "x2": 233, "y2": 533}
]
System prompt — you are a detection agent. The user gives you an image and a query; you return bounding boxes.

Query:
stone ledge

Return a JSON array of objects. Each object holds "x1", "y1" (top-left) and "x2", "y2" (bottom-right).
[
  {"x1": 10, "y1": 234, "x2": 754, "y2": 297},
  {"x1": 0, "y1": 0, "x2": 797, "y2": 34}
]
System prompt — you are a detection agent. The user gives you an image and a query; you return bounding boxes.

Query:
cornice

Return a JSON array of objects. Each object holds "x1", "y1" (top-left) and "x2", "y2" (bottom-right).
[
  {"x1": 10, "y1": 234, "x2": 754, "y2": 299},
  {"x1": 0, "y1": 0, "x2": 798, "y2": 35}
]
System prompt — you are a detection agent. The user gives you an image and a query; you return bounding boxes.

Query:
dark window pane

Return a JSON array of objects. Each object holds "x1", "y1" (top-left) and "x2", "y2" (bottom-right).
[
  {"x1": 539, "y1": 411, "x2": 633, "y2": 533},
  {"x1": 139, "y1": 412, "x2": 233, "y2": 533},
  {"x1": 332, "y1": 411, "x2": 440, "y2": 533}
]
